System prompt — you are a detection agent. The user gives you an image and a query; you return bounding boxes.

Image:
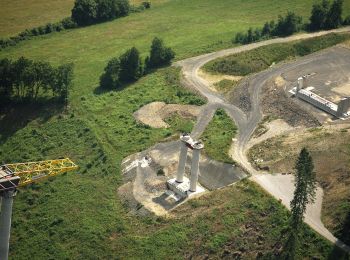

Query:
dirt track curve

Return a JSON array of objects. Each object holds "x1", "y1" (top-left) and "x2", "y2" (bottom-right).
[{"x1": 175, "y1": 26, "x2": 350, "y2": 253}]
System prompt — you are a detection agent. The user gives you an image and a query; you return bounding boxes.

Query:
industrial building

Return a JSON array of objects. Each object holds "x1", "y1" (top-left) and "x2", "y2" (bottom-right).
[{"x1": 289, "y1": 76, "x2": 350, "y2": 119}]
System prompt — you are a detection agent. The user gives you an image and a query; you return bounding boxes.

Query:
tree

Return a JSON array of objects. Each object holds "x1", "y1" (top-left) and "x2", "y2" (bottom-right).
[
  {"x1": 119, "y1": 47, "x2": 143, "y2": 82},
  {"x1": 284, "y1": 148, "x2": 317, "y2": 259},
  {"x1": 55, "y1": 64, "x2": 74, "y2": 106},
  {"x1": 100, "y1": 57, "x2": 121, "y2": 89},
  {"x1": 115, "y1": 0, "x2": 130, "y2": 16},
  {"x1": 274, "y1": 12, "x2": 303, "y2": 37},
  {"x1": 325, "y1": 0, "x2": 343, "y2": 29},
  {"x1": 0, "y1": 58, "x2": 14, "y2": 99},
  {"x1": 147, "y1": 37, "x2": 175, "y2": 69},
  {"x1": 309, "y1": 0, "x2": 330, "y2": 31},
  {"x1": 71, "y1": 0, "x2": 98, "y2": 26},
  {"x1": 96, "y1": 0, "x2": 117, "y2": 21}
]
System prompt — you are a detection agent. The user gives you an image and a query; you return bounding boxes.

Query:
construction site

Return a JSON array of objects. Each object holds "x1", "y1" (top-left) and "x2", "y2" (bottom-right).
[{"x1": 2, "y1": 31, "x2": 350, "y2": 258}]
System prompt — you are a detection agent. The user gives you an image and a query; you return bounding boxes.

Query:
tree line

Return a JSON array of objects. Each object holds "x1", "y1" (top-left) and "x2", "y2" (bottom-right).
[
  {"x1": 0, "y1": 57, "x2": 73, "y2": 105},
  {"x1": 0, "y1": 1, "x2": 151, "y2": 50},
  {"x1": 100, "y1": 37, "x2": 175, "y2": 89},
  {"x1": 234, "y1": 0, "x2": 349, "y2": 44}
]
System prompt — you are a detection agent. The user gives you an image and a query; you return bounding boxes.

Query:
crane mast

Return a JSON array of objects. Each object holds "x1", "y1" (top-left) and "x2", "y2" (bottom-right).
[{"x1": 0, "y1": 158, "x2": 78, "y2": 260}]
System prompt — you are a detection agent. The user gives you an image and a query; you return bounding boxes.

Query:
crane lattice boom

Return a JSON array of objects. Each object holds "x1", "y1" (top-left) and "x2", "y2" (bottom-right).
[{"x1": 0, "y1": 158, "x2": 78, "y2": 191}]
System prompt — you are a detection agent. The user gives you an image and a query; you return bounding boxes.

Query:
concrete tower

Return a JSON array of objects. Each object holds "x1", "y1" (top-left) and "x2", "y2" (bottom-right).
[
  {"x1": 176, "y1": 133, "x2": 191, "y2": 183},
  {"x1": 297, "y1": 76, "x2": 306, "y2": 92},
  {"x1": 189, "y1": 141, "x2": 204, "y2": 192}
]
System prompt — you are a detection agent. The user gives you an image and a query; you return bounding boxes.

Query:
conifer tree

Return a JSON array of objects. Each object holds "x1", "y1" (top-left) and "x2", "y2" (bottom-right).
[{"x1": 284, "y1": 148, "x2": 317, "y2": 259}]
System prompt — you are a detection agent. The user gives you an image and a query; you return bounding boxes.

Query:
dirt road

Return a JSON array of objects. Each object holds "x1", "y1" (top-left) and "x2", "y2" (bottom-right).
[{"x1": 176, "y1": 27, "x2": 350, "y2": 252}]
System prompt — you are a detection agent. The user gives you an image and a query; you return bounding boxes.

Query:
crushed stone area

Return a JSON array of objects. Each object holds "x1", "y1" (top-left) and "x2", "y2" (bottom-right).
[
  {"x1": 133, "y1": 101, "x2": 201, "y2": 128},
  {"x1": 227, "y1": 78, "x2": 252, "y2": 112},
  {"x1": 261, "y1": 78, "x2": 320, "y2": 127},
  {"x1": 247, "y1": 119, "x2": 297, "y2": 150}
]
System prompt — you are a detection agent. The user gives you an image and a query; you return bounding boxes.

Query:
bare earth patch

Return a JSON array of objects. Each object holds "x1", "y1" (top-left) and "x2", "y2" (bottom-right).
[
  {"x1": 198, "y1": 69, "x2": 242, "y2": 92},
  {"x1": 133, "y1": 101, "x2": 201, "y2": 128},
  {"x1": 247, "y1": 119, "x2": 297, "y2": 150}
]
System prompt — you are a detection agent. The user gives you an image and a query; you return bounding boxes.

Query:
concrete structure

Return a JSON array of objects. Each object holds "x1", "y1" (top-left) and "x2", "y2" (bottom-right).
[
  {"x1": 0, "y1": 190, "x2": 15, "y2": 260},
  {"x1": 167, "y1": 133, "x2": 205, "y2": 197},
  {"x1": 176, "y1": 133, "x2": 191, "y2": 183},
  {"x1": 189, "y1": 141, "x2": 204, "y2": 192},
  {"x1": 290, "y1": 76, "x2": 350, "y2": 119},
  {"x1": 337, "y1": 97, "x2": 350, "y2": 117}
]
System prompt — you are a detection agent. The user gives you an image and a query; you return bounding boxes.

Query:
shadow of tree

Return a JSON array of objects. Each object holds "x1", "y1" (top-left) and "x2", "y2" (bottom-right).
[
  {"x1": 0, "y1": 99, "x2": 64, "y2": 143},
  {"x1": 93, "y1": 82, "x2": 134, "y2": 95},
  {"x1": 328, "y1": 211, "x2": 350, "y2": 259}
]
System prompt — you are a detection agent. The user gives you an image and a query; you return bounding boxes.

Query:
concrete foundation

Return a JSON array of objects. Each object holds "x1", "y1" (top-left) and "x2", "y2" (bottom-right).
[{"x1": 167, "y1": 177, "x2": 205, "y2": 198}]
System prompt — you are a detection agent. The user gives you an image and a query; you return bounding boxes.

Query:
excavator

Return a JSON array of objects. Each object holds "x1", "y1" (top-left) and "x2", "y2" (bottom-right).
[{"x1": 0, "y1": 158, "x2": 78, "y2": 260}]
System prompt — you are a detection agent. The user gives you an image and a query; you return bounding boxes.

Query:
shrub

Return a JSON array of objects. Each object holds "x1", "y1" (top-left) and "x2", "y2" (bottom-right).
[
  {"x1": 100, "y1": 57, "x2": 122, "y2": 89},
  {"x1": 146, "y1": 37, "x2": 175, "y2": 69},
  {"x1": 344, "y1": 15, "x2": 350, "y2": 25},
  {"x1": 61, "y1": 17, "x2": 78, "y2": 29},
  {"x1": 71, "y1": 0, "x2": 98, "y2": 26},
  {"x1": 119, "y1": 47, "x2": 144, "y2": 82},
  {"x1": 142, "y1": 1, "x2": 151, "y2": 9}
]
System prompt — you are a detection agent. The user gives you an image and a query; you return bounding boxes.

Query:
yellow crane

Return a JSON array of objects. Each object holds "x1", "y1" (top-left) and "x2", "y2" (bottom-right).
[{"x1": 0, "y1": 158, "x2": 78, "y2": 260}]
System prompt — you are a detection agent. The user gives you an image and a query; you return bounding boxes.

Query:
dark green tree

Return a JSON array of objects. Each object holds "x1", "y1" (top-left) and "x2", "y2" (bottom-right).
[
  {"x1": 309, "y1": 0, "x2": 330, "y2": 31},
  {"x1": 146, "y1": 37, "x2": 175, "y2": 69},
  {"x1": 96, "y1": 0, "x2": 118, "y2": 21},
  {"x1": 0, "y1": 58, "x2": 14, "y2": 98},
  {"x1": 99, "y1": 57, "x2": 121, "y2": 89},
  {"x1": 115, "y1": 0, "x2": 130, "y2": 16},
  {"x1": 274, "y1": 12, "x2": 303, "y2": 36},
  {"x1": 71, "y1": 0, "x2": 98, "y2": 26},
  {"x1": 55, "y1": 63, "x2": 74, "y2": 106},
  {"x1": 119, "y1": 47, "x2": 143, "y2": 82},
  {"x1": 284, "y1": 148, "x2": 317, "y2": 259},
  {"x1": 325, "y1": 0, "x2": 343, "y2": 29}
]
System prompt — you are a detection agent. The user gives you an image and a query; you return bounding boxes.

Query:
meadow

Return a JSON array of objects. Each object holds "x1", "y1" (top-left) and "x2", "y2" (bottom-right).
[
  {"x1": 201, "y1": 109, "x2": 237, "y2": 164},
  {"x1": 1, "y1": 0, "x2": 350, "y2": 258}
]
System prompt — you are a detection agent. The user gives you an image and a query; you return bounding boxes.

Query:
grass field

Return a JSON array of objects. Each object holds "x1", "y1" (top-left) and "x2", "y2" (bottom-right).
[
  {"x1": 1, "y1": 0, "x2": 350, "y2": 258},
  {"x1": 0, "y1": 0, "x2": 161, "y2": 37},
  {"x1": 201, "y1": 109, "x2": 237, "y2": 164},
  {"x1": 204, "y1": 33, "x2": 350, "y2": 76}
]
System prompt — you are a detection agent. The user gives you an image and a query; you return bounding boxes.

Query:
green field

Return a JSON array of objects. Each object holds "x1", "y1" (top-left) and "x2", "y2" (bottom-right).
[
  {"x1": 1, "y1": 0, "x2": 350, "y2": 258},
  {"x1": 201, "y1": 109, "x2": 237, "y2": 163}
]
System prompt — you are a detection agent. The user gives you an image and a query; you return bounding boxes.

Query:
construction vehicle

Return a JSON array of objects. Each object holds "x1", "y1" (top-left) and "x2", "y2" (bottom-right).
[{"x1": 0, "y1": 158, "x2": 78, "y2": 260}]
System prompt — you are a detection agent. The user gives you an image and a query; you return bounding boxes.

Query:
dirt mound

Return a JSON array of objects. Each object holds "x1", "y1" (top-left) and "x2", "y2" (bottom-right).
[{"x1": 134, "y1": 101, "x2": 201, "y2": 128}]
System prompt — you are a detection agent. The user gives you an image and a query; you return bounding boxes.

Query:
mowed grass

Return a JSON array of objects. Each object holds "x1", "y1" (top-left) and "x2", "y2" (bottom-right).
[
  {"x1": 0, "y1": 0, "x2": 164, "y2": 37},
  {"x1": 0, "y1": 0, "x2": 74, "y2": 37},
  {"x1": 201, "y1": 109, "x2": 237, "y2": 164}
]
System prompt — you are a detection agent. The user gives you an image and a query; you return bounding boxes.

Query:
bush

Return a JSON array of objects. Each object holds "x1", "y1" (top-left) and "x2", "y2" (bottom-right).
[
  {"x1": 61, "y1": 17, "x2": 78, "y2": 29},
  {"x1": 146, "y1": 37, "x2": 175, "y2": 69},
  {"x1": 100, "y1": 57, "x2": 121, "y2": 89},
  {"x1": 71, "y1": 0, "x2": 130, "y2": 25},
  {"x1": 119, "y1": 47, "x2": 143, "y2": 82},
  {"x1": 344, "y1": 15, "x2": 350, "y2": 25},
  {"x1": 71, "y1": 0, "x2": 98, "y2": 26},
  {"x1": 142, "y1": 1, "x2": 151, "y2": 9}
]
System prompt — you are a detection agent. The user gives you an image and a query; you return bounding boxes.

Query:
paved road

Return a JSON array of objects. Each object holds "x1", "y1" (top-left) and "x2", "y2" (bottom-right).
[{"x1": 176, "y1": 27, "x2": 350, "y2": 252}]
